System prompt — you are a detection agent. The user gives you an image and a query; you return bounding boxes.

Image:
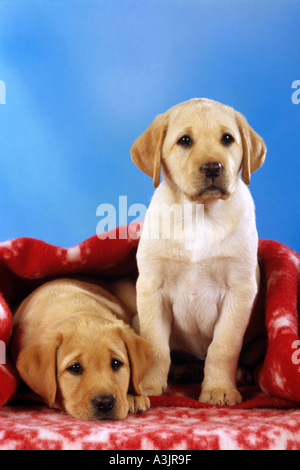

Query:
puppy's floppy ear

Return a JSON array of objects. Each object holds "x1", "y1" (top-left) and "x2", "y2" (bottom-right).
[
  {"x1": 120, "y1": 326, "x2": 152, "y2": 396},
  {"x1": 130, "y1": 112, "x2": 169, "y2": 188},
  {"x1": 16, "y1": 333, "x2": 63, "y2": 407},
  {"x1": 235, "y1": 112, "x2": 267, "y2": 185}
]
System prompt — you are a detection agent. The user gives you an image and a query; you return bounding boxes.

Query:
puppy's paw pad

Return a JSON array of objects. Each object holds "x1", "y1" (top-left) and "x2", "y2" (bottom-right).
[{"x1": 199, "y1": 389, "x2": 242, "y2": 406}]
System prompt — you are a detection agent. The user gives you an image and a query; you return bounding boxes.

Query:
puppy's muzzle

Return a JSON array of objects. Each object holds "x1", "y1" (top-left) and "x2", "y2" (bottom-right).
[
  {"x1": 93, "y1": 394, "x2": 115, "y2": 414},
  {"x1": 200, "y1": 162, "x2": 223, "y2": 180}
]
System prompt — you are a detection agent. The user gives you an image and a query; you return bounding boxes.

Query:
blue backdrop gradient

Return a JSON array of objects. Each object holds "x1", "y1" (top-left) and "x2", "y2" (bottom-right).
[{"x1": 0, "y1": 0, "x2": 299, "y2": 250}]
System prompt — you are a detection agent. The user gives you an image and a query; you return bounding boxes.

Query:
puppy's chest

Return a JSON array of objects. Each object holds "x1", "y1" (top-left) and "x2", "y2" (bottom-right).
[
  {"x1": 169, "y1": 260, "x2": 226, "y2": 312},
  {"x1": 167, "y1": 260, "x2": 228, "y2": 358}
]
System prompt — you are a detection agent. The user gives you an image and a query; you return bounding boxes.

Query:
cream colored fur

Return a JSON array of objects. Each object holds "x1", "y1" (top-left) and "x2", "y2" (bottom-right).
[
  {"x1": 11, "y1": 278, "x2": 152, "y2": 420},
  {"x1": 131, "y1": 98, "x2": 266, "y2": 405}
]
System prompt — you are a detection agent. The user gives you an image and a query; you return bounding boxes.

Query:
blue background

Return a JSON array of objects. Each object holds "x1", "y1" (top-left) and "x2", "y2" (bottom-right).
[{"x1": 0, "y1": 0, "x2": 299, "y2": 250}]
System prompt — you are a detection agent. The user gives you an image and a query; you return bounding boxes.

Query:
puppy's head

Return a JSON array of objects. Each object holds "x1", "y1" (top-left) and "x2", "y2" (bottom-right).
[
  {"x1": 15, "y1": 314, "x2": 152, "y2": 421},
  {"x1": 131, "y1": 98, "x2": 266, "y2": 200}
]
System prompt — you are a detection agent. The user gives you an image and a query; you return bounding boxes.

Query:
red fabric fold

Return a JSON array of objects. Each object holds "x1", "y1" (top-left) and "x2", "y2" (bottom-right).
[{"x1": 0, "y1": 226, "x2": 299, "y2": 409}]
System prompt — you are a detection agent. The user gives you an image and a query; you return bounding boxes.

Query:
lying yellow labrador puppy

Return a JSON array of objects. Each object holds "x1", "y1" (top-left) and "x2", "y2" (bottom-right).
[
  {"x1": 131, "y1": 98, "x2": 266, "y2": 406},
  {"x1": 11, "y1": 277, "x2": 152, "y2": 421}
]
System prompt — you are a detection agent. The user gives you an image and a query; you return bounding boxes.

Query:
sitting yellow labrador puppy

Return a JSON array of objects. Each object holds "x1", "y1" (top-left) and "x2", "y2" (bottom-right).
[
  {"x1": 11, "y1": 277, "x2": 152, "y2": 421},
  {"x1": 131, "y1": 98, "x2": 266, "y2": 406}
]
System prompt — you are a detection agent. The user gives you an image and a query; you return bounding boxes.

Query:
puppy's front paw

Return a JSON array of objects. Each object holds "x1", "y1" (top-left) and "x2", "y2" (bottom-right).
[
  {"x1": 236, "y1": 366, "x2": 253, "y2": 386},
  {"x1": 172, "y1": 363, "x2": 204, "y2": 385},
  {"x1": 199, "y1": 388, "x2": 242, "y2": 406},
  {"x1": 127, "y1": 395, "x2": 150, "y2": 414},
  {"x1": 140, "y1": 380, "x2": 168, "y2": 396},
  {"x1": 140, "y1": 375, "x2": 168, "y2": 396}
]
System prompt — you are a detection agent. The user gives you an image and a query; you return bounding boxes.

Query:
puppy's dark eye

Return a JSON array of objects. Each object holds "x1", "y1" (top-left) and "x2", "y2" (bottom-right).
[
  {"x1": 222, "y1": 133, "x2": 234, "y2": 145},
  {"x1": 111, "y1": 359, "x2": 123, "y2": 371},
  {"x1": 67, "y1": 363, "x2": 83, "y2": 375},
  {"x1": 177, "y1": 135, "x2": 193, "y2": 147}
]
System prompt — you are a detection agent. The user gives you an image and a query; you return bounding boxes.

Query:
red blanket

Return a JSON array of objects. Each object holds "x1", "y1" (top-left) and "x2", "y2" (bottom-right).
[{"x1": 1, "y1": 224, "x2": 300, "y2": 410}]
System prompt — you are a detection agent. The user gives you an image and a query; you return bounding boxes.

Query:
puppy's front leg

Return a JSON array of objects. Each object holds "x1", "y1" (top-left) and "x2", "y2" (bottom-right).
[
  {"x1": 127, "y1": 394, "x2": 150, "y2": 414},
  {"x1": 200, "y1": 282, "x2": 257, "y2": 406},
  {"x1": 136, "y1": 275, "x2": 172, "y2": 396}
]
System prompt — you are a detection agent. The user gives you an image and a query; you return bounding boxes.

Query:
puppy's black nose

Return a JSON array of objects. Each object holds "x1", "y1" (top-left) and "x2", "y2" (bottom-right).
[
  {"x1": 93, "y1": 394, "x2": 115, "y2": 413},
  {"x1": 200, "y1": 162, "x2": 223, "y2": 179}
]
